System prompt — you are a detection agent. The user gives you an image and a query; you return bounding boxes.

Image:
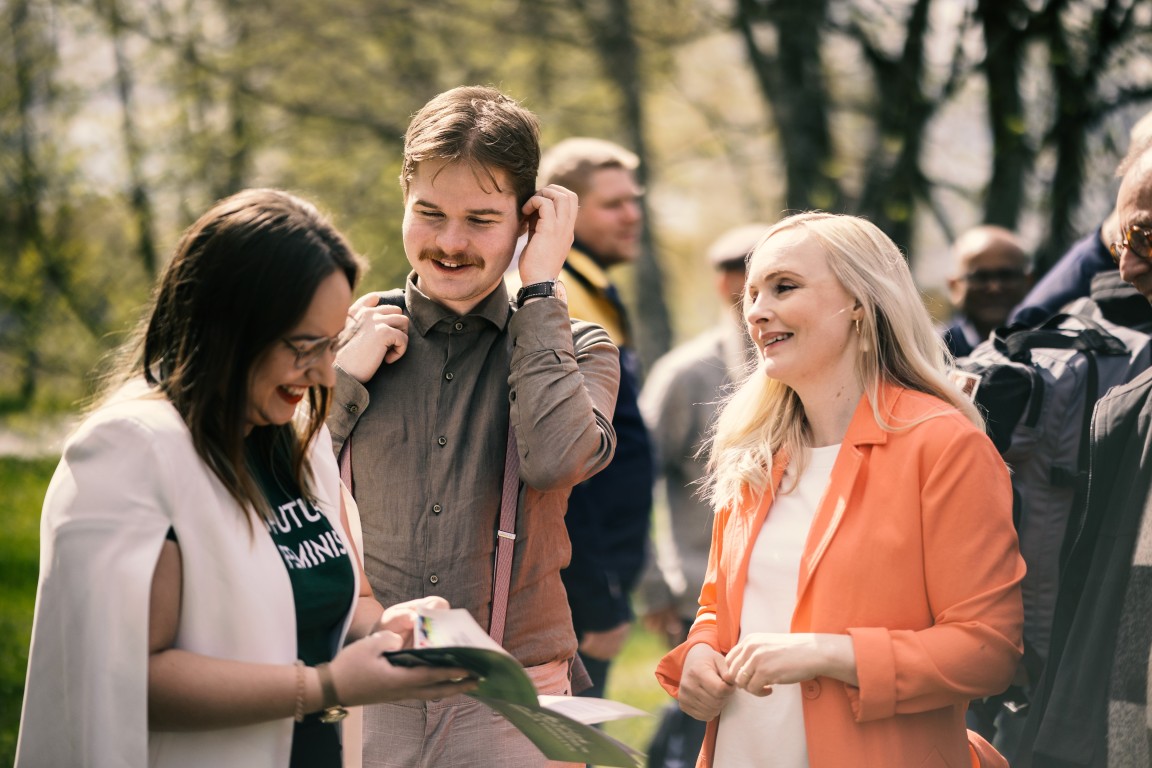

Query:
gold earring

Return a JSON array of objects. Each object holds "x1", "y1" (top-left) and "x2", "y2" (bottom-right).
[{"x1": 854, "y1": 318, "x2": 861, "y2": 336}]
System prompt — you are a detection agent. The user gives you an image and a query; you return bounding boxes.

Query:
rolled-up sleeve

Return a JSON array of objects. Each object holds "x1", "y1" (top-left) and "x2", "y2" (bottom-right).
[
  {"x1": 327, "y1": 366, "x2": 369, "y2": 454},
  {"x1": 507, "y1": 298, "x2": 619, "y2": 491},
  {"x1": 846, "y1": 425, "x2": 1025, "y2": 722}
]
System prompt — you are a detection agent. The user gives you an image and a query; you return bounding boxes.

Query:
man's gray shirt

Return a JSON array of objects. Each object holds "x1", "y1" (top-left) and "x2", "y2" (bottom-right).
[
  {"x1": 328, "y1": 275, "x2": 619, "y2": 666},
  {"x1": 638, "y1": 319, "x2": 752, "y2": 622}
]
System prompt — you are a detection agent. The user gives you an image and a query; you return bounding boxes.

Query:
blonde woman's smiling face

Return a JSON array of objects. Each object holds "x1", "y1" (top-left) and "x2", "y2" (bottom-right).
[{"x1": 743, "y1": 228, "x2": 861, "y2": 392}]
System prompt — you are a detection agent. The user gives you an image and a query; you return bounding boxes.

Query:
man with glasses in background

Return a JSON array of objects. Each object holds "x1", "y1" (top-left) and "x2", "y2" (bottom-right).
[
  {"x1": 942, "y1": 224, "x2": 1033, "y2": 358},
  {"x1": 1018, "y1": 133, "x2": 1152, "y2": 768},
  {"x1": 1010, "y1": 110, "x2": 1152, "y2": 328}
]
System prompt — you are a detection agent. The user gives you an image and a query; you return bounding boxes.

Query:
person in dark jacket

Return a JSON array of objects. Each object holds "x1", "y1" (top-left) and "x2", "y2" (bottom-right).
[
  {"x1": 536, "y1": 137, "x2": 655, "y2": 698},
  {"x1": 1007, "y1": 227, "x2": 1115, "y2": 328},
  {"x1": 1017, "y1": 132, "x2": 1152, "y2": 768}
]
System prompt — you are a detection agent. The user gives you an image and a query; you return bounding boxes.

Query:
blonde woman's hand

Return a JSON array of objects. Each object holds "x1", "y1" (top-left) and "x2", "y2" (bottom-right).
[
  {"x1": 724, "y1": 632, "x2": 858, "y2": 695},
  {"x1": 677, "y1": 642, "x2": 736, "y2": 721}
]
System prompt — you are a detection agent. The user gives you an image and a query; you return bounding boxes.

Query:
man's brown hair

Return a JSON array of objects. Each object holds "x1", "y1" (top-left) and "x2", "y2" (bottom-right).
[{"x1": 401, "y1": 85, "x2": 541, "y2": 207}]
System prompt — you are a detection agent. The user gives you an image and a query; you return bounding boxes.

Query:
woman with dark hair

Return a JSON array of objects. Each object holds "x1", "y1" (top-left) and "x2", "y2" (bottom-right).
[
  {"x1": 17, "y1": 189, "x2": 474, "y2": 768},
  {"x1": 655, "y1": 212, "x2": 1025, "y2": 767}
]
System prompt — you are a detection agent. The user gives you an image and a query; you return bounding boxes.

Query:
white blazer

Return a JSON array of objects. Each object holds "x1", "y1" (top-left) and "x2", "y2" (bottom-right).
[{"x1": 16, "y1": 381, "x2": 356, "y2": 768}]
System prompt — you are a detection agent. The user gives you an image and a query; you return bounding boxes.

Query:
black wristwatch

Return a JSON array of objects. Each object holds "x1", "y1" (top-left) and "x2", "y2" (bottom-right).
[{"x1": 515, "y1": 280, "x2": 557, "y2": 307}]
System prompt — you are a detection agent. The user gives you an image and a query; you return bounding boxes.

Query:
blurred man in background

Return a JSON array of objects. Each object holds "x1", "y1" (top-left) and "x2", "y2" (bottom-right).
[
  {"x1": 942, "y1": 225, "x2": 1032, "y2": 358},
  {"x1": 536, "y1": 137, "x2": 654, "y2": 699}
]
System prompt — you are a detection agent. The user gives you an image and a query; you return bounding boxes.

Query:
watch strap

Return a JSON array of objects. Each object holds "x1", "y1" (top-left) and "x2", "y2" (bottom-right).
[{"x1": 515, "y1": 280, "x2": 556, "y2": 307}]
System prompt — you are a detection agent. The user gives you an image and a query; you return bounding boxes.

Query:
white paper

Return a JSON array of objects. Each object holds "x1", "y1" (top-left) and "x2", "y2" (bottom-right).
[{"x1": 538, "y1": 695, "x2": 650, "y2": 725}]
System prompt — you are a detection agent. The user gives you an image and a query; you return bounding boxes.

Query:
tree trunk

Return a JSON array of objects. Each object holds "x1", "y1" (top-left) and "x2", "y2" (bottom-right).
[
  {"x1": 734, "y1": 0, "x2": 839, "y2": 213},
  {"x1": 1034, "y1": 0, "x2": 1129, "y2": 273},
  {"x1": 978, "y1": 0, "x2": 1031, "y2": 230},
  {"x1": 102, "y1": 0, "x2": 159, "y2": 276},
  {"x1": 9, "y1": 0, "x2": 47, "y2": 409},
  {"x1": 576, "y1": 0, "x2": 673, "y2": 369},
  {"x1": 854, "y1": 0, "x2": 936, "y2": 257}
]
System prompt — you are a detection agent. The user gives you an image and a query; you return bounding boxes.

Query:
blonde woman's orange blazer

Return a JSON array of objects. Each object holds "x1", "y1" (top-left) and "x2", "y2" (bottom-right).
[{"x1": 656, "y1": 384, "x2": 1025, "y2": 768}]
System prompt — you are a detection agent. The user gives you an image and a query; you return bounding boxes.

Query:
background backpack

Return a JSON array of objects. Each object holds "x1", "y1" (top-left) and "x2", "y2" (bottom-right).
[{"x1": 952, "y1": 310, "x2": 1152, "y2": 670}]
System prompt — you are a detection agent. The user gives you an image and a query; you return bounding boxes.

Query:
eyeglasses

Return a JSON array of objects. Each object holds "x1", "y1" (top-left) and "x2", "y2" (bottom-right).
[
  {"x1": 281, "y1": 319, "x2": 359, "y2": 370},
  {"x1": 960, "y1": 268, "x2": 1029, "y2": 287},
  {"x1": 1109, "y1": 224, "x2": 1152, "y2": 266}
]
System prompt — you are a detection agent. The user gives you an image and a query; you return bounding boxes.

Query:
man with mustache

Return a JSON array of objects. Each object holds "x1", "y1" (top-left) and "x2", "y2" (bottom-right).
[{"x1": 328, "y1": 86, "x2": 620, "y2": 767}]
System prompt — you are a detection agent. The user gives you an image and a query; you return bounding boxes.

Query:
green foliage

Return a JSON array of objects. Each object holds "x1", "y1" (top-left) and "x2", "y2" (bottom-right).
[
  {"x1": 0, "y1": 457, "x2": 54, "y2": 766},
  {"x1": 4, "y1": 0, "x2": 1152, "y2": 406}
]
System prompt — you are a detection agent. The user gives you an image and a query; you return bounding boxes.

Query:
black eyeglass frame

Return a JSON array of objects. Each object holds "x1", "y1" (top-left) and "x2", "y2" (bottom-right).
[{"x1": 958, "y1": 268, "x2": 1030, "y2": 287}]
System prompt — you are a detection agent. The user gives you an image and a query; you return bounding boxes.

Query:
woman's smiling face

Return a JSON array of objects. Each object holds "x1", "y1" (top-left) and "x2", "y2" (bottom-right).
[
  {"x1": 245, "y1": 270, "x2": 352, "y2": 431},
  {"x1": 743, "y1": 227, "x2": 861, "y2": 392}
]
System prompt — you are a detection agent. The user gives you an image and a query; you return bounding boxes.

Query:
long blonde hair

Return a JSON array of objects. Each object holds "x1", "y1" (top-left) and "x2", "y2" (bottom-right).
[{"x1": 704, "y1": 212, "x2": 981, "y2": 511}]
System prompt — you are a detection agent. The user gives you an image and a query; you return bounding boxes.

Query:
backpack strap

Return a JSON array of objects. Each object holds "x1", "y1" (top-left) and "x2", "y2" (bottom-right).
[{"x1": 996, "y1": 313, "x2": 1128, "y2": 362}]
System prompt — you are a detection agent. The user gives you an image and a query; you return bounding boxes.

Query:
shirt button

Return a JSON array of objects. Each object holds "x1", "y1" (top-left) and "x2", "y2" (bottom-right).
[
  {"x1": 454, "y1": 321, "x2": 464, "y2": 331},
  {"x1": 801, "y1": 680, "x2": 821, "y2": 699},
  {"x1": 445, "y1": 372, "x2": 454, "y2": 381},
  {"x1": 432, "y1": 504, "x2": 442, "y2": 515},
  {"x1": 437, "y1": 436, "x2": 447, "y2": 446},
  {"x1": 509, "y1": 391, "x2": 516, "y2": 402},
  {"x1": 429, "y1": 574, "x2": 439, "y2": 585},
  {"x1": 346, "y1": 403, "x2": 359, "y2": 414}
]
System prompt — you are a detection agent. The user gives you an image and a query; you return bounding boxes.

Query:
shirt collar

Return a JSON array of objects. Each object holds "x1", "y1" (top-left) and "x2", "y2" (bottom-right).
[
  {"x1": 404, "y1": 272, "x2": 513, "y2": 336},
  {"x1": 957, "y1": 317, "x2": 982, "y2": 348},
  {"x1": 565, "y1": 244, "x2": 613, "y2": 291}
]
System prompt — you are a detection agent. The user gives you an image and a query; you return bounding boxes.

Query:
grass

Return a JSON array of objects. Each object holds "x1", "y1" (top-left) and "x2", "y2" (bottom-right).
[
  {"x1": 0, "y1": 455, "x2": 677, "y2": 766},
  {"x1": 602, "y1": 624, "x2": 674, "y2": 764},
  {"x1": 0, "y1": 457, "x2": 56, "y2": 765}
]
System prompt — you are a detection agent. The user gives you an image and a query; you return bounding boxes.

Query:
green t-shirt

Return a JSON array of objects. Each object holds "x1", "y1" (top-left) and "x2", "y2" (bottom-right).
[
  {"x1": 248, "y1": 440, "x2": 354, "y2": 768},
  {"x1": 248, "y1": 443, "x2": 355, "y2": 667}
]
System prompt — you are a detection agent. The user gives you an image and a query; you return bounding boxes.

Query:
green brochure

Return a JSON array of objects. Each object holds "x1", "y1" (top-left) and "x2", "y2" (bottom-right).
[{"x1": 385, "y1": 608, "x2": 647, "y2": 767}]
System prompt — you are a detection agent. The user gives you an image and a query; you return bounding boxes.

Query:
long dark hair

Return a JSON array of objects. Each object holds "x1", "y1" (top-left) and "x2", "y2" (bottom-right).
[{"x1": 106, "y1": 188, "x2": 362, "y2": 521}]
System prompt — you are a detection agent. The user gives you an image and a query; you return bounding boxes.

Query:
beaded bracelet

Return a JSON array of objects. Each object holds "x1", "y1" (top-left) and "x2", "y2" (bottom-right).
[{"x1": 293, "y1": 660, "x2": 306, "y2": 723}]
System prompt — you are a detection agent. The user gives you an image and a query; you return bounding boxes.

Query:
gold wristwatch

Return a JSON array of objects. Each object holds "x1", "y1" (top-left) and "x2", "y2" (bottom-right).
[{"x1": 315, "y1": 662, "x2": 349, "y2": 723}]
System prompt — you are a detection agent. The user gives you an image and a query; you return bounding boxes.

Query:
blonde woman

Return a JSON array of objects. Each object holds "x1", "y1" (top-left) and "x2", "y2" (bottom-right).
[{"x1": 655, "y1": 212, "x2": 1025, "y2": 767}]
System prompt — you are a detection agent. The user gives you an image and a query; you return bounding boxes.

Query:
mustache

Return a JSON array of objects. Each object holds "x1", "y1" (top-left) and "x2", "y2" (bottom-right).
[{"x1": 418, "y1": 247, "x2": 483, "y2": 268}]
